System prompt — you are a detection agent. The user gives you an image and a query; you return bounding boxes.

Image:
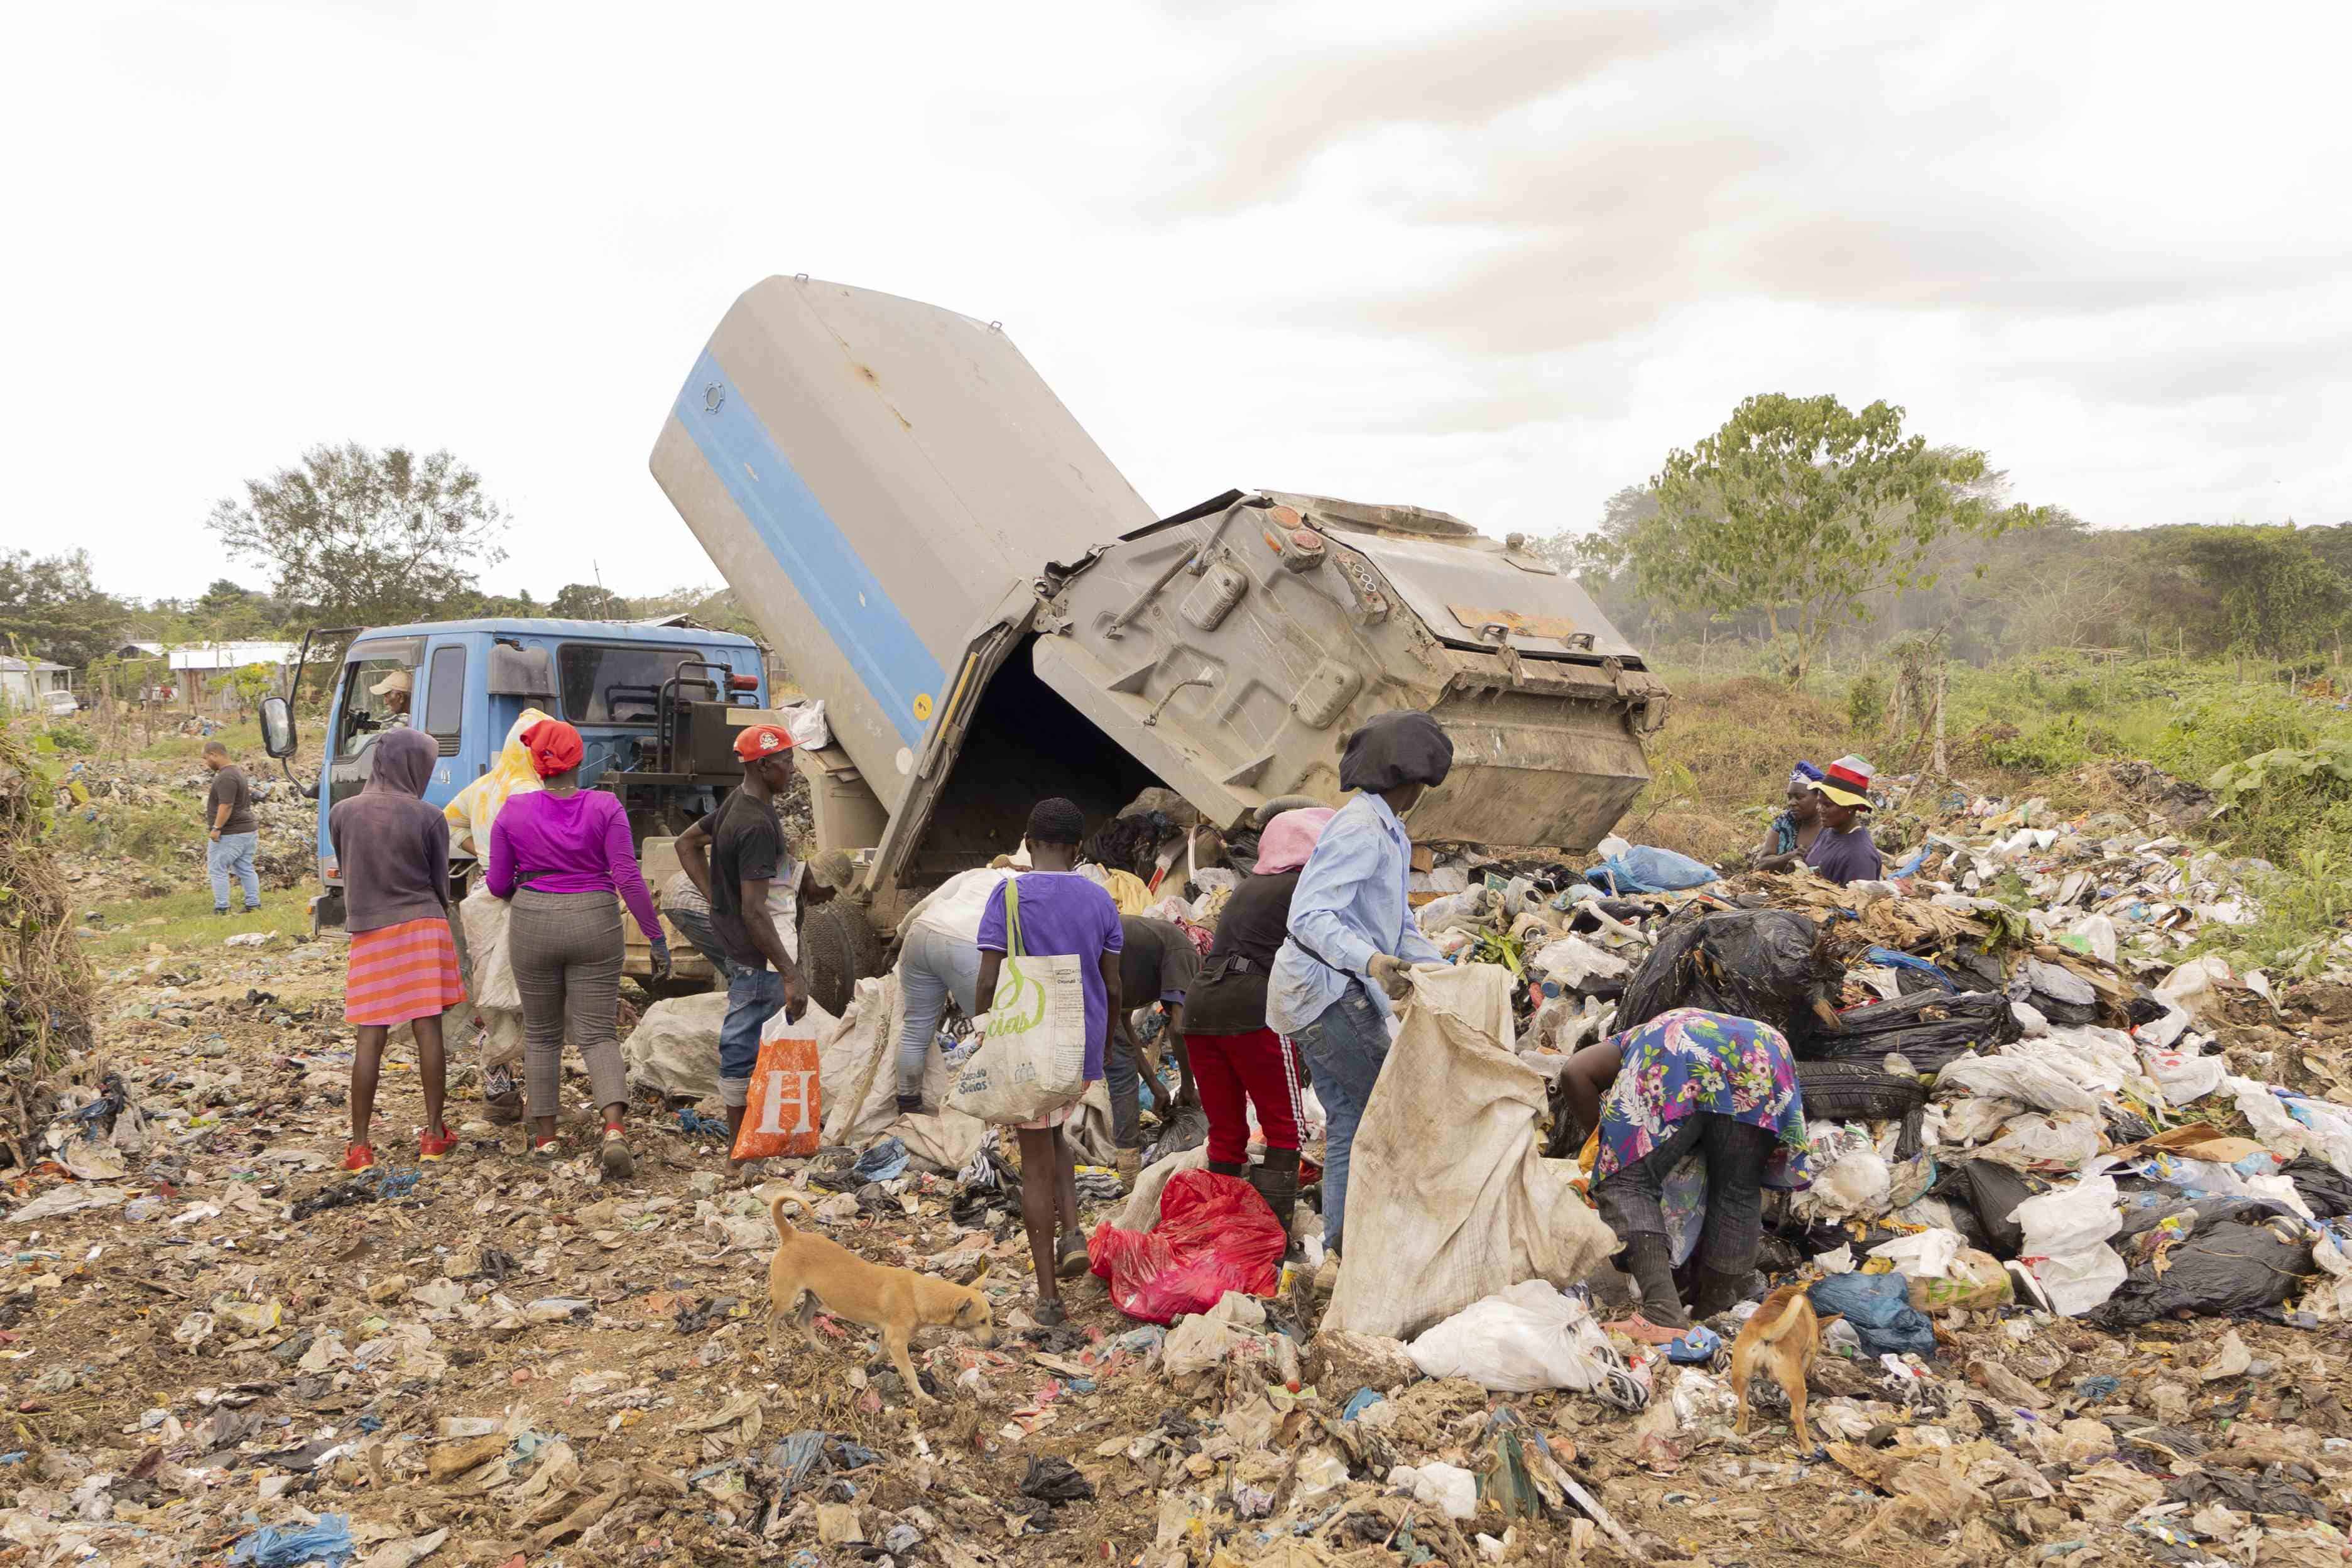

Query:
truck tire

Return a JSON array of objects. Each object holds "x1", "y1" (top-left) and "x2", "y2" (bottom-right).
[{"x1": 801, "y1": 901, "x2": 885, "y2": 1016}]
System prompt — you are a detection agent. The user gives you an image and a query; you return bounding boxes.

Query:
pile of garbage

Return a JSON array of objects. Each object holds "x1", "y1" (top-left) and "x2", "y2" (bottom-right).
[{"x1": 16, "y1": 770, "x2": 2352, "y2": 1565}]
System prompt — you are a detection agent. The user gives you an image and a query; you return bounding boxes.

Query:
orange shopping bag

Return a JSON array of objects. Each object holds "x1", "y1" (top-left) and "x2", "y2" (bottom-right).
[{"x1": 731, "y1": 1022, "x2": 823, "y2": 1161}]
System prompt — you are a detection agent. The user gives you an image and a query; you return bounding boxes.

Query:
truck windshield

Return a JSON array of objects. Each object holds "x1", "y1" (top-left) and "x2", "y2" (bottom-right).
[
  {"x1": 558, "y1": 644, "x2": 716, "y2": 725},
  {"x1": 335, "y1": 642, "x2": 423, "y2": 756}
]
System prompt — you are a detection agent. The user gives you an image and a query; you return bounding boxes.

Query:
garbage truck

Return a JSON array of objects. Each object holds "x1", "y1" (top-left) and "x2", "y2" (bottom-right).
[{"x1": 653, "y1": 276, "x2": 1671, "y2": 1006}]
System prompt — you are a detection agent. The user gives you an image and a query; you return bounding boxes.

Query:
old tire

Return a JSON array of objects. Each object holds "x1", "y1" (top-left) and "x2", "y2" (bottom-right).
[{"x1": 802, "y1": 900, "x2": 885, "y2": 1016}]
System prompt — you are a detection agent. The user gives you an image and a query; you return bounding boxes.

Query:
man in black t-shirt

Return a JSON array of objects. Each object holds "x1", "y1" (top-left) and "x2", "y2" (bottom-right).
[
  {"x1": 1110, "y1": 915, "x2": 1200, "y2": 1171},
  {"x1": 677, "y1": 724, "x2": 811, "y2": 1165},
  {"x1": 201, "y1": 740, "x2": 261, "y2": 915}
]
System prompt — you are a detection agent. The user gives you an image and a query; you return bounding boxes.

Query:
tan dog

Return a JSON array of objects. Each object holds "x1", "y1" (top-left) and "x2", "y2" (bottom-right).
[
  {"x1": 765, "y1": 1194, "x2": 996, "y2": 1404},
  {"x1": 1730, "y1": 1285, "x2": 1833, "y2": 1449}
]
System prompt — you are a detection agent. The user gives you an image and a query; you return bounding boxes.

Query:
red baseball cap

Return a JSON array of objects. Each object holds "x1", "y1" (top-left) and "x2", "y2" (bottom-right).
[{"x1": 732, "y1": 722, "x2": 794, "y2": 762}]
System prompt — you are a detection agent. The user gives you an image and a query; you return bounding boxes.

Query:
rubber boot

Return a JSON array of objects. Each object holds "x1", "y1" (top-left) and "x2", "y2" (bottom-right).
[
  {"x1": 1620, "y1": 1233, "x2": 1692, "y2": 1329},
  {"x1": 1250, "y1": 1148, "x2": 1302, "y2": 1253},
  {"x1": 1690, "y1": 1265, "x2": 1753, "y2": 1321},
  {"x1": 1206, "y1": 1159, "x2": 1248, "y2": 1177}
]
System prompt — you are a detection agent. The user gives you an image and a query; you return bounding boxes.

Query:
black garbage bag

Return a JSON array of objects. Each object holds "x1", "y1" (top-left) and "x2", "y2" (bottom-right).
[
  {"x1": 1794, "y1": 1060, "x2": 1927, "y2": 1158},
  {"x1": 1615, "y1": 908, "x2": 1835, "y2": 1043},
  {"x1": 2089, "y1": 1210, "x2": 2316, "y2": 1327},
  {"x1": 1143, "y1": 1104, "x2": 1209, "y2": 1165},
  {"x1": 1929, "y1": 1158, "x2": 2044, "y2": 1260},
  {"x1": 1019, "y1": 1456, "x2": 1096, "y2": 1505},
  {"x1": 2282, "y1": 1153, "x2": 2352, "y2": 1219},
  {"x1": 1800, "y1": 990, "x2": 2021, "y2": 1076}
]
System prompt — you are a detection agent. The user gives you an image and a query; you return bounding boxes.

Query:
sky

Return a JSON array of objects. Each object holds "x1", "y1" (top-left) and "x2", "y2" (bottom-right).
[{"x1": 5, "y1": 0, "x2": 2349, "y2": 605}]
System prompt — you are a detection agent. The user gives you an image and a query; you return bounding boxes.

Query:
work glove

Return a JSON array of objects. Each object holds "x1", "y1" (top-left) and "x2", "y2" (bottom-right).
[
  {"x1": 648, "y1": 938, "x2": 672, "y2": 984},
  {"x1": 1367, "y1": 954, "x2": 1413, "y2": 1001}
]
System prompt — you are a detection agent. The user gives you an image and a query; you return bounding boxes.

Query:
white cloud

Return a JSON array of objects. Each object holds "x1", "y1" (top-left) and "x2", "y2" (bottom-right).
[{"x1": 3, "y1": 0, "x2": 2347, "y2": 615}]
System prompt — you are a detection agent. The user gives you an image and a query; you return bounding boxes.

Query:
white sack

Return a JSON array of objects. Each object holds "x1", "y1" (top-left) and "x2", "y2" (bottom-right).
[
  {"x1": 2156, "y1": 956, "x2": 2234, "y2": 1020},
  {"x1": 624, "y1": 991, "x2": 733, "y2": 1100},
  {"x1": 458, "y1": 881, "x2": 521, "y2": 1012},
  {"x1": 1323, "y1": 965, "x2": 1616, "y2": 1341},
  {"x1": 1407, "y1": 1279, "x2": 1623, "y2": 1393},
  {"x1": 1936, "y1": 1056, "x2": 2099, "y2": 1114}
]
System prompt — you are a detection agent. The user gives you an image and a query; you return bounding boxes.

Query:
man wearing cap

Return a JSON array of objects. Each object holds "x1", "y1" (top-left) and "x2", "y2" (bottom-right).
[
  {"x1": 344, "y1": 668, "x2": 413, "y2": 754},
  {"x1": 1805, "y1": 754, "x2": 1884, "y2": 886},
  {"x1": 677, "y1": 722, "x2": 813, "y2": 1168},
  {"x1": 1266, "y1": 710, "x2": 1455, "y2": 1267}
]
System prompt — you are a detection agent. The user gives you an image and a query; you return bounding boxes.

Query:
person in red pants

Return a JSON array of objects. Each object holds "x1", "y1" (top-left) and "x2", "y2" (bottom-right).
[{"x1": 1181, "y1": 807, "x2": 1335, "y2": 1241}]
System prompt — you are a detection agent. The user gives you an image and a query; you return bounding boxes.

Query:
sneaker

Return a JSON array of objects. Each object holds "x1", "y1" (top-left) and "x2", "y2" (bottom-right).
[
  {"x1": 343, "y1": 1143, "x2": 376, "y2": 1172},
  {"x1": 1032, "y1": 1297, "x2": 1069, "y2": 1327},
  {"x1": 214, "y1": 907, "x2": 231, "y2": 917},
  {"x1": 419, "y1": 1128, "x2": 456, "y2": 1162},
  {"x1": 529, "y1": 1137, "x2": 562, "y2": 1165},
  {"x1": 599, "y1": 1128, "x2": 634, "y2": 1180},
  {"x1": 1056, "y1": 1233, "x2": 1091, "y2": 1279}
]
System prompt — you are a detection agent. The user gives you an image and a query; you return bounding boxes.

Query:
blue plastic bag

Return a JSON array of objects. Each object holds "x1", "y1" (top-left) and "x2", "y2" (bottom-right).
[
  {"x1": 1808, "y1": 1272, "x2": 1936, "y2": 1358},
  {"x1": 1865, "y1": 947, "x2": 1957, "y2": 991},
  {"x1": 231, "y1": 1516, "x2": 354, "y2": 1568},
  {"x1": 1585, "y1": 846, "x2": 1717, "y2": 894}
]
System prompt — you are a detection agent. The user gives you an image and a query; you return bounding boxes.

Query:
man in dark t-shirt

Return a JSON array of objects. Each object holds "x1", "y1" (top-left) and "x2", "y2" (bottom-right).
[
  {"x1": 1804, "y1": 754, "x2": 1885, "y2": 886},
  {"x1": 1109, "y1": 915, "x2": 1200, "y2": 1168},
  {"x1": 676, "y1": 724, "x2": 811, "y2": 1165},
  {"x1": 201, "y1": 741, "x2": 261, "y2": 915}
]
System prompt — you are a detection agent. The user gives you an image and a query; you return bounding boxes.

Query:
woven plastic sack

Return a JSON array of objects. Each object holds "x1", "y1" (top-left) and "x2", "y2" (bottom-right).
[
  {"x1": 1322, "y1": 964, "x2": 1617, "y2": 1341},
  {"x1": 1086, "y1": 1168, "x2": 1284, "y2": 1324},
  {"x1": 731, "y1": 1025, "x2": 824, "y2": 1161}
]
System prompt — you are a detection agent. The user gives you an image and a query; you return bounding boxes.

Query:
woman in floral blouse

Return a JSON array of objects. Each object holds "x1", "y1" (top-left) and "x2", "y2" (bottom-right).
[{"x1": 1558, "y1": 1008, "x2": 1813, "y2": 1330}]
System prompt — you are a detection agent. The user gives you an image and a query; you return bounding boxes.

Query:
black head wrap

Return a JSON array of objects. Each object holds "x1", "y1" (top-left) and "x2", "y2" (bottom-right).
[
  {"x1": 1026, "y1": 797, "x2": 1087, "y2": 847},
  {"x1": 1338, "y1": 710, "x2": 1454, "y2": 793}
]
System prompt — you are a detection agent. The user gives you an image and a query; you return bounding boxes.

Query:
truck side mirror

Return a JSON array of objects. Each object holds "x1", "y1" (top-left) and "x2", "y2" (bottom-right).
[{"x1": 259, "y1": 696, "x2": 298, "y2": 759}]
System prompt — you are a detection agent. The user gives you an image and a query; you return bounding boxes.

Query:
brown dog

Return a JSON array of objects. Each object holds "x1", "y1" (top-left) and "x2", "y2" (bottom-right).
[
  {"x1": 765, "y1": 1194, "x2": 996, "y2": 1403},
  {"x1": 1730, "y1": 1284, "x2": 1833, "y2": 1449}
]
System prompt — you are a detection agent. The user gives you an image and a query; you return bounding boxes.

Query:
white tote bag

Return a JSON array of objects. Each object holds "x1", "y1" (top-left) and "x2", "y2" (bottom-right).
[{"x1": 946, "y1": 877, "x2": 1092, "y2": 1125}]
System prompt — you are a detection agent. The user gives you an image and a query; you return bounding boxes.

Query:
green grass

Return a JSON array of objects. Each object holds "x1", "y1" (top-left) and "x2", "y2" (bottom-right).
[
  {"x1": 77, "y1": 888, "x2": 309, "y2": 962},
  {"x1": 49, "y1": 797, "x2": 200, "y2": 866}
]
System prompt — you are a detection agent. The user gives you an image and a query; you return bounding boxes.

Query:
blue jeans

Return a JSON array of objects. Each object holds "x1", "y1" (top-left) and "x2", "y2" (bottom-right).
[
  {"x1": 665, "y1": 902, "x2": 739, "y2": 983},
  {"x1": 207, "y1": 831, "x2": 260, "y2": 912},
  {"x1": 895, "y1": 922, "x2": 981, "y2": 1098},
  {"x1": 719, "y1": 967, "x2": 786, "y2": 1109},
  {"x1": 1291, "y1": 986, "x2": 1390, "y2": 1255}
]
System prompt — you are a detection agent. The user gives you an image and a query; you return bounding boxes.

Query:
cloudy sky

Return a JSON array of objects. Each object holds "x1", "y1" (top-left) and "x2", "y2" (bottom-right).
[{"x1": 7, "y1": 0, "x2": 2348, "y2": 605}]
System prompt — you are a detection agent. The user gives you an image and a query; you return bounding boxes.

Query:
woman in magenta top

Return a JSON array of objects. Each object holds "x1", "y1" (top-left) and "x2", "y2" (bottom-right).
[{"x1": 487, "y1": 719, "x2": 668, "y2": 1178}]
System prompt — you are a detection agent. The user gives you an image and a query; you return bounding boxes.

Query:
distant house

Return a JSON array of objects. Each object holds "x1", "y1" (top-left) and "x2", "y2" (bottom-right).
[
  {"x1": 0, "y1": 656, "x2": 75, "y2": 711},
  {"x1": 168, "y1": 641, "x2": 297, "y2": 712}
]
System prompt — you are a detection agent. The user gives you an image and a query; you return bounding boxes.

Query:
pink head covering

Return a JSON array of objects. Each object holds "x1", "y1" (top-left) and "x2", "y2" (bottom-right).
[{"x1": 1253, "y1": 807, "x2": 1337, "y2": 874}]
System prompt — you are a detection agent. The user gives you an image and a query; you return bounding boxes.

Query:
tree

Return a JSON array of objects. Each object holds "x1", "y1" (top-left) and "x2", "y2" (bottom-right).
[
  {"x1": 207, "y1": 442, "x2": 508, "y2": 628},
  {"x1": 551, "y1": 582, "x2": 628, "y2": 621},
  {"x1": 0, "y1": 549, "x2": 128, "y2": 668},
  {"x1": 1628, "y1": 394, "x2": 2047, "y2": 682},
  {"x1": 2176, "y1": 525, "x2": 2347, "y2": 659}
]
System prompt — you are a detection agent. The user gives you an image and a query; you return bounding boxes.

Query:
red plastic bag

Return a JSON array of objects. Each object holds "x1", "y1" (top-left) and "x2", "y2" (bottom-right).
[
  {"x1": 1087, "y1": 1169, "x2": 1285, "y2": 1324},
  {"x1": 731, "y1": 1024, "x2": 822, "y2": 1161}
]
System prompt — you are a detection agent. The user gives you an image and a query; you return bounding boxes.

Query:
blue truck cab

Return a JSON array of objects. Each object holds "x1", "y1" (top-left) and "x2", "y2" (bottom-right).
[{"x1": 270, "y1": 618, "x2": 768, "y2": 963}]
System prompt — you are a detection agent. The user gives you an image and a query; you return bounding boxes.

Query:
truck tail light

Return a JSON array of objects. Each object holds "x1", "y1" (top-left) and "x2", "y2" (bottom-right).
[{"x1": 729, "y1": 674, "x2": 759, "y2": 691}]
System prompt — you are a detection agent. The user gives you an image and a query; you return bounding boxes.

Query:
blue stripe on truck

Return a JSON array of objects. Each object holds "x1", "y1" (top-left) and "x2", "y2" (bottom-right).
[{"x1": 673, "y1": 350, "x2": 943, "y2": 748}]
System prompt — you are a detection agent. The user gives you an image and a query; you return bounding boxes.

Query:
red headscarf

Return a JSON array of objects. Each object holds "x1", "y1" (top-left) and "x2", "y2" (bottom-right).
[{"x1": 521, "y1": 718, "x2": 584, "y2": 778}]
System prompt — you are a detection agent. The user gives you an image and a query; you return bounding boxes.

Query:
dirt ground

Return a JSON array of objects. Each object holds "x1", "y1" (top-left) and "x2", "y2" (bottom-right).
[{"x1": 11, "y1": 753, "x2": 2352, "y2": 1566}]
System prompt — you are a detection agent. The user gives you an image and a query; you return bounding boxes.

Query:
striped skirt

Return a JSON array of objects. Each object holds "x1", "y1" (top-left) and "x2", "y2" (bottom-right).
[{"x1": 345, "y1": 915, "x2": 466, "y2": 1026}]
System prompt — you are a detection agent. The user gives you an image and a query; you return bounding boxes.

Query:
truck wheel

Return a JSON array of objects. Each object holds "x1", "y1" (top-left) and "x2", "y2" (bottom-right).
[{"x1": 801, "y1": 901, "x2": 885, "y2": 1016}]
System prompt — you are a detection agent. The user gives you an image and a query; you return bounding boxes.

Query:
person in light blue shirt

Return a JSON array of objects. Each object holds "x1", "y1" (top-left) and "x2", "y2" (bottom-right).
[{"x1": 1266, "y1": 710, "x2": 1454, "y2": 1259}]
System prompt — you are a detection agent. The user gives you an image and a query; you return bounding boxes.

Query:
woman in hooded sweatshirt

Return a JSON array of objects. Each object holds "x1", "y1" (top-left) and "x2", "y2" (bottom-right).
[
  {"x1": 1181, "y1": 806, "x2": 1334, "y2": 1241},
  {"x1": 330, "y1": 726, "x2": 462, "y2": 1170},
  {"x1": 488, "y1": 719, "x2": 668, "y2": 1179}
]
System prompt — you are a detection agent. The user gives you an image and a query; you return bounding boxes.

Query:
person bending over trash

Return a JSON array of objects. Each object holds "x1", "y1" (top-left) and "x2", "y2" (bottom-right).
[
  {"x1": 1184, "y1": 806, "x2": 1333, "y2": 1245},
  {"x1": 886, "y1": 863, "x2": 1009, "y2": 1113},
  {"x1": 974, "y1": 797, "x2": 1124, "y2": 1326},
  {"x1": 486, "y1": 717, "x2": 668, "y2": 1180},
  {"x1": 1557, "y1": 1008, "x2": 1813, "y2": 1330},
  {"x1": 1266, "y1": 710, "x2": 1454, "y2": 1268},
  {"x1": 1803, "y1": 754, "x2": 1883, "y2": 886},
  {"x1": 1109, "y1": 914, "x2": 1200, "y2": 1179},
  {"x1": 1751, "y1": 761, "x2": 1825, "y2": 873},
  {"x1": 329, "y1": 726, "x2": 461, "y2": 1170},
  {"x1": 676, "y1": 722, "x2": 811, "y2": 1173}
]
